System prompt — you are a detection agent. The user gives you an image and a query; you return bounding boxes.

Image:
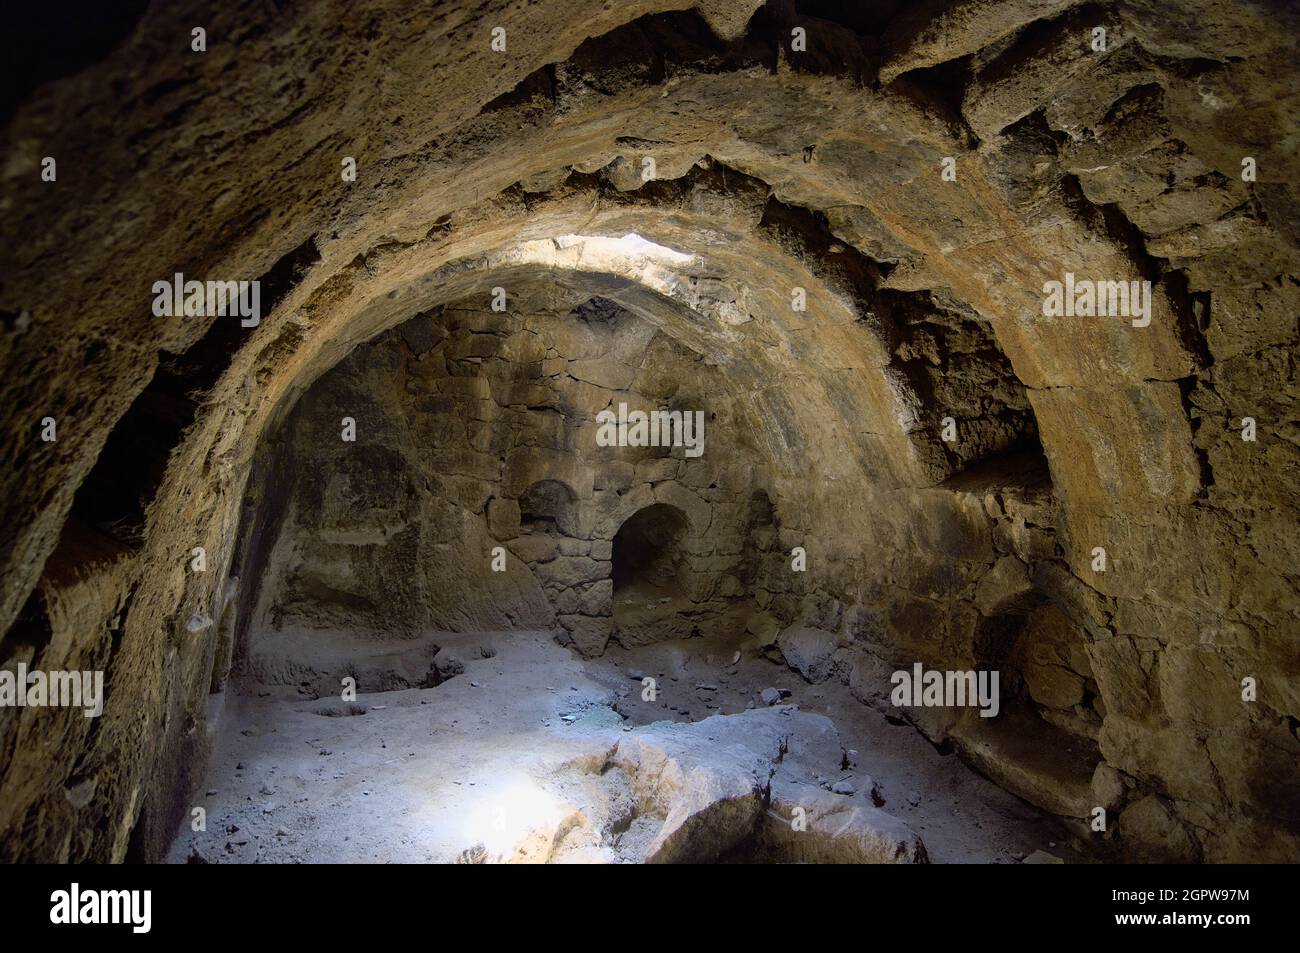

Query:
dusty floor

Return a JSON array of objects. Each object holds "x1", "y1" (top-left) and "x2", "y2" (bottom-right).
[{"x1": 168, "y1": 630, "x2": 1086, "y2": 864}]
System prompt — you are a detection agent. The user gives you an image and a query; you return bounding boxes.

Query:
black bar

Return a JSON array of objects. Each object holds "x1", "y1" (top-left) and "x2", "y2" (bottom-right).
[{"x1": 0, "y1": 863, "x2": 1283, "y2": 940}]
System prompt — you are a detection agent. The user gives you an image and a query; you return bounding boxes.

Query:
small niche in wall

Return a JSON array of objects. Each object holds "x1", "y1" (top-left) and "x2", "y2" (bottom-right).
[{"x1": 518, "y1": 479, "x2": 579, "y2": 536}]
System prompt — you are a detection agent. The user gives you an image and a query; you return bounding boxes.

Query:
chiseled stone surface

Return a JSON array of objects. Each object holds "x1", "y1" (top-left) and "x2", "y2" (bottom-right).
[
  {"x1": 245, "y1": 298, "x2": 771, "y2": 658},
  {"x1": 0, "y1": 0, "x2": 1295, "y2": 863}
]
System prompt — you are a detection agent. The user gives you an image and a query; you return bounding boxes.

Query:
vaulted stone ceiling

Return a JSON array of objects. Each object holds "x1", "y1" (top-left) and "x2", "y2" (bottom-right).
[{"x1": 0, "y1": 0, "x2": 1296, "y2": 863}]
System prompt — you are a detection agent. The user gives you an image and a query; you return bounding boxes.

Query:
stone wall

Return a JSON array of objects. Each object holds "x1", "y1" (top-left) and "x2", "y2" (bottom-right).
[
  {"x1": 245, "y1": 292, "x2": 776, "y2": 664},
  {"x1": 0, "y1": 0, "x2": 1294, "y2": 863}
]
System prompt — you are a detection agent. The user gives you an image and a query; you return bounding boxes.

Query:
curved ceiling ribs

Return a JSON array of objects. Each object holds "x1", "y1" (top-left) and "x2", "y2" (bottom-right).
[{"x1": 0, "y1": 0, "x2": 1296, "y2": 864}]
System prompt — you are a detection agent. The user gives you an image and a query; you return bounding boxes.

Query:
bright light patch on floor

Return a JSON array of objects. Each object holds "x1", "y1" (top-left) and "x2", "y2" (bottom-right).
[{"x1": 456, "y1": 774, "x2": 571, "y2": 861}]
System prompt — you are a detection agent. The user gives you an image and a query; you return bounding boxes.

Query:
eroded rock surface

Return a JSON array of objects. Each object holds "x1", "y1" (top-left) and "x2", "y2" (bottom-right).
[
  {"x1": 0, "y1": 0, "x2": 1296, "y2": 863},
  {"x1": 169, "y1": 633, "x2": 927, "y2": 864}
]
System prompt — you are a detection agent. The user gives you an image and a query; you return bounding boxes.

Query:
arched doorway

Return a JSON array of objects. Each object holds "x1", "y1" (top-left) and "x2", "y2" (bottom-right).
[{"x1": 611, "y1": 502, "x2": 692, "y2": 643}]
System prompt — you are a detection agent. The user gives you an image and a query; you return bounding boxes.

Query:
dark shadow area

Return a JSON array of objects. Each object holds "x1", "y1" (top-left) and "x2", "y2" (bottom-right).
[
  {"x1": 612, "y1": 502, "x2": 688, "y2": 593},
  {"x1": 519, "y1": 479, "x2": 578, "y2": 536}
]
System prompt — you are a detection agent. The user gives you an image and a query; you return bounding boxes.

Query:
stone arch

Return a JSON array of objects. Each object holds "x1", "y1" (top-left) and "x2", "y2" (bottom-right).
[
  {"x1": 611, "y1": 501, "x2": 693, "y2": 644},
  {"x1": 518, "y1": 479, "x2": 579, "y2": 537},
  {"x1": 611, "y1": 502, "x2": 689, "y2": 595},
  {"x1": 0, "y1": 0, "x2": 1292, "y2": 864},
  {"x1": 955, "y1": 596, "x2": 1105, "y2": 824}
]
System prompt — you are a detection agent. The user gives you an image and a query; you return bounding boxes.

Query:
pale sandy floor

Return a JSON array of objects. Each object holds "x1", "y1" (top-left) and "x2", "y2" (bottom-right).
[{"x1": 169, "y1": 629, "x2": 1085, "y2": 864}]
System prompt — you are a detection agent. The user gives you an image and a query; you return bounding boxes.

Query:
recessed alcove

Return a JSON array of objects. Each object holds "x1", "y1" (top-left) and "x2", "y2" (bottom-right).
[
  {"x1": 519, "y1": 480, "x2": 579, "y2": 537},
  {"x1": 611, "y1": 502, "x2": 694, "y2": 642}
]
